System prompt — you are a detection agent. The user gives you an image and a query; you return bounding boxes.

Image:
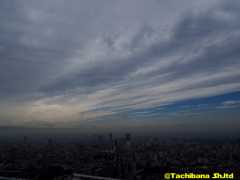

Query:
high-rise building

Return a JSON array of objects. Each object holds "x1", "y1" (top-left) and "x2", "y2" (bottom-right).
[
  {"x1": 109, "y1": 132, "x2": 112, "y2": 145},
  {"x1": 126, "y1": 134, "x2": 131, "y2": 141},
  {"x1": 125, "y1": 134, "x2": 131, "y2": 147}
]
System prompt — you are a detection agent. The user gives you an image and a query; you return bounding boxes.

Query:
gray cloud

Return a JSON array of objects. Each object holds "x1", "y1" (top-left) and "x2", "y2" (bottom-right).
[
  {"x1": 0, "y1": 0, "x2": 240, "y2": 125},
  {"x1": 41, "y1": 1, "x2": 240, "y2": 96},
  {"x1": 24, "y1": 119, "x2": 55, "y2": 127}
]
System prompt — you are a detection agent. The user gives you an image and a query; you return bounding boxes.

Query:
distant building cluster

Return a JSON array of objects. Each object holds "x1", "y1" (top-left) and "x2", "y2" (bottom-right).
[{"x1": 0, "y1": 133, "x2": 240, "y2": 180}]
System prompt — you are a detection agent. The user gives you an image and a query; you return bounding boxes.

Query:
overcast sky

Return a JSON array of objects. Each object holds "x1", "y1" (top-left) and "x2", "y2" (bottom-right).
[{"x1": 0, "y1": 0, "x2": 240, "y2": 132}]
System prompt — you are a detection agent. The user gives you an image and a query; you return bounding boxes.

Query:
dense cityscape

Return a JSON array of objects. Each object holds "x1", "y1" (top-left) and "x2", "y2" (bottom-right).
[{"x1": 0, "y1": 132, "x2": 240, "y2": 180}]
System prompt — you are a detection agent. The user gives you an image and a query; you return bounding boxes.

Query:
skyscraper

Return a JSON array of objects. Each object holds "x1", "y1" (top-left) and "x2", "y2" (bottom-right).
[
  {"x1": 125, "y1": 134, "x2": 131, "y2": 147},
  {"x1": 126, "y1": 134, "x2": 131, "y2": 141},
  {"x1": 109, "y1": 132, "x2": 112, "y2": 145}
]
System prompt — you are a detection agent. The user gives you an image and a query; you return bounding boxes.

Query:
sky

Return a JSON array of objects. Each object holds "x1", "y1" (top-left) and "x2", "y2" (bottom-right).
[{"x1": 0, "y1": 0, "x2": 240, "y2": 134}]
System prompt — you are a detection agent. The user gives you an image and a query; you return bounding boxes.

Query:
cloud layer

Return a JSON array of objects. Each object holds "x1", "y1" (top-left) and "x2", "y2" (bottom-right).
[{"x1": 0, "y1": 0, "x2": 240, "y2": 127}]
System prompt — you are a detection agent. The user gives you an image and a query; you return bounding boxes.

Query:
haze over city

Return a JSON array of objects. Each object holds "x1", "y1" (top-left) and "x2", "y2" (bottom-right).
[{"x1": 0, "y1": 0, "x2": 240, "y2": 135}]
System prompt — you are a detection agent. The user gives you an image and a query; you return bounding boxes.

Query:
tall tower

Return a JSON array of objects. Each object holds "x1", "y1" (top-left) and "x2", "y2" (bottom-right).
[
  {"x1": 109, "y1": 132, "x2": 112, "y2": 145},
  {"x1": 126, "y1": 134, "x2": 131, "y2": 141},
  {"x1": 125, "y1": 133, "x2": 131, "y2": 147}
]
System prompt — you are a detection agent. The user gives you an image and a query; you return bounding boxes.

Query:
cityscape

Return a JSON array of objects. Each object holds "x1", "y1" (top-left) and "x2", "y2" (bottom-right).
[{"x1": 0, "y1": 132, "x2": 240, "y2": 179}]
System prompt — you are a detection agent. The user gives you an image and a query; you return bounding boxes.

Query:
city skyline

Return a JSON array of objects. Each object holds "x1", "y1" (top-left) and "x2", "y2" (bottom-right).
[{"x1": 0, "y1": 0, "x2": 240, "y2": 134}]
